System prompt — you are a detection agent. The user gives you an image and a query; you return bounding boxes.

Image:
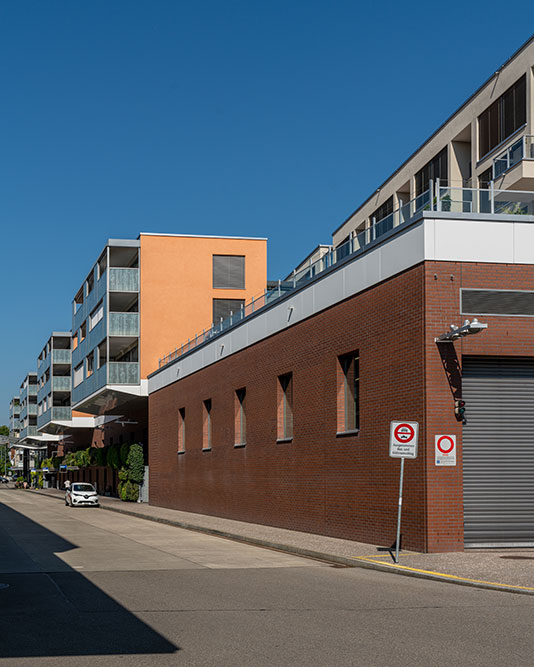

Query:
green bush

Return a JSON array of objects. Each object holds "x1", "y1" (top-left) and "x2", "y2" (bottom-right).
[
  {"x1": 94, "y1": 446, "x2": 107, "y2": 467},
  {"x1": 64, "y1": 451, "x2": 77, "y2": 466},
  {"x1": 118, "y1": 467, "x2": 128, "y2": 483},
  {"x1": 107, "y1": 444, "x2": 121, "y2": 470},
  {"x1": 120, "y1": 442, "x2": 131, "y2": 466},
  {"x1": 119, "y1": 480, "x2": 139, "y2": 502},
  {"x1": 126, "y1": 444, "x2": 144, "y2": 485}
]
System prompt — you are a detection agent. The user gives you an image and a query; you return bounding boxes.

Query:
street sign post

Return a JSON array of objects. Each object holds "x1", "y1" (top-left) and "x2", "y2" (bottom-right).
[
  {"x1": 389, "y1": 421, "x2": 419, "y2": 563},
  {"x1": 435, "y1": 434, "x2": 456, "y2": 466}
]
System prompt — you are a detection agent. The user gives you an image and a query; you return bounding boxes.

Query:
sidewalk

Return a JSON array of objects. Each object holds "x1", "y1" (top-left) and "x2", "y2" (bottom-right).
[{"x1": 29, "y1": 487, "x2": 534, "y2": 595}]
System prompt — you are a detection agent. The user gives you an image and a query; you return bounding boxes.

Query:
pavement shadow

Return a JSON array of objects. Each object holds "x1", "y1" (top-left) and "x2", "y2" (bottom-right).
[{"x1": 0, "y1": 496, "x2": 178, "y2": 658}]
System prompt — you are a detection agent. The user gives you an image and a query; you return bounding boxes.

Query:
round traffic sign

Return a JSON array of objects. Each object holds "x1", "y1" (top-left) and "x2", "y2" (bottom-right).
[
  {"x1": 437, "y1": 435, "x2": 455, "y2": 454},
  {"x1": 394, "y1": 423, "x2": 415, "y2": 443}
]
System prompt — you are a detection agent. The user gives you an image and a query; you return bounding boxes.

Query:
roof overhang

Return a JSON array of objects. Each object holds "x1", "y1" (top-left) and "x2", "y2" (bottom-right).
[{"x1": 72, "y1": 382, "x2": 148, "y2": 416}]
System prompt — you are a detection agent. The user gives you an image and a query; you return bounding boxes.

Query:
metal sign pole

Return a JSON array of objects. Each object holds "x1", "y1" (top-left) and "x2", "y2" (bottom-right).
[{"x1": 395, "y1": 458, "x2": 405, "y2": 564}]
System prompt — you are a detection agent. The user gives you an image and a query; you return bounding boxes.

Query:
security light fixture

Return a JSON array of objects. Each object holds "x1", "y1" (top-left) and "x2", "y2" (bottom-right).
[{"x1": 435, "y1": 318, "x2": 488, "y2": 343}]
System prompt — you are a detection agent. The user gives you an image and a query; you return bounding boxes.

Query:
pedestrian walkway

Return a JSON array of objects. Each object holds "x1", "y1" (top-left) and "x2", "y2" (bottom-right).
[{"x1": 27, "y1": 486, "x2": 534, "y2": 595}]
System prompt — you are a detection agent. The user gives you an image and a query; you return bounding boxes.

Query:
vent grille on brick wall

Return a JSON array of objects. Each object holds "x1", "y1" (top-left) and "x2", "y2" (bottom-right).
[{"x1": 461, "y1": 289, "x2": 534, "y2": 316}]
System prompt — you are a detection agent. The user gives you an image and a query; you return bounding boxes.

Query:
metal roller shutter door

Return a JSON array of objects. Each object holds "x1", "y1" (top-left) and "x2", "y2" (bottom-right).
[{"x1": 463, "y1": 357, "x2": 534, "y2": 547}]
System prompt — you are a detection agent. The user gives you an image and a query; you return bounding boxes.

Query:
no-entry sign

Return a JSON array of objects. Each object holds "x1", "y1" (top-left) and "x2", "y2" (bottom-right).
[
  {"x1": 435, "y1": 434, "x2": 457, "y2": 466},
  {"x1": 389, "y1": 421, "x2": 419, "y2": 459}
]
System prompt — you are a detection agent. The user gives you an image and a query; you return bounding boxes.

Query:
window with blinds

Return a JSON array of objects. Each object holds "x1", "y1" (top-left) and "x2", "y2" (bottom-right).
[
  {"x1": 213, "y1": 255, "x2": 245, "y2": 289},
  {"x1": 212, "y1": 298, "x2": 245, "y2": 325}
]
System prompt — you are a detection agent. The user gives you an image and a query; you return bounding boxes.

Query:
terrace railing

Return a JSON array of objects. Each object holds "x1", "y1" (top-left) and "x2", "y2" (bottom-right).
[{"x1": 158, "y1": 184, "x2": 534, "y2": 369}]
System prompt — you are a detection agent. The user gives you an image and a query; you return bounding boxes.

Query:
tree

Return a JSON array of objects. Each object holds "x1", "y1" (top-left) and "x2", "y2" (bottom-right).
[{"x1": 0, "y1": 425, "x2": 9, "y2": 436}]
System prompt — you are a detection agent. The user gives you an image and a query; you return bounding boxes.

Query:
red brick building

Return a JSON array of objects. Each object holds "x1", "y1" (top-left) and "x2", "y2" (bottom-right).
[{"x1": 148, "y1": 210, "x2": 534, "y2": 552}]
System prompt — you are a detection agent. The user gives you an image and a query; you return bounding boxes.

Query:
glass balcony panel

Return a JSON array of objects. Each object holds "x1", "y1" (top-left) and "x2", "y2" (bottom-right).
[
  {"x1": 109, "y1": 268, "x2": 139, "y2": 292},
  {"x1": 52, "y1": 407, "x2": 72, "y2": 421},
  {"x1": 28, "y1": 404, "x2": 38, "y2": 416},
  {"x1": 52, "y1": 376, "x2": 72, "y2": 391},
  {"x1": 53, "y1": 349, "x2": 71, "y2": 364},
  {"x1": 28, "y1": 386, "x2": 38, "y2": 396},
  {"x1": 108, "y1": 312, "x2": 139, "y2": 336},
  {"x1": 108, "y1": 362, "x2": 139, "y2": 384}
]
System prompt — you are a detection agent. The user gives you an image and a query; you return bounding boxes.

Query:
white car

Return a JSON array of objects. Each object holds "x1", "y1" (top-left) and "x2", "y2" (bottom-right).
[{"x1": 65, "y1": 483, "x2": 99, "y2": 507}]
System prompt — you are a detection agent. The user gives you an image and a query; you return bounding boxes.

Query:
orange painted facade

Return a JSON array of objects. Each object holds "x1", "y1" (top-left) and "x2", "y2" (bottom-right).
[{"x1": 139, "y1": 234, "x2": 267, "y2": 378}]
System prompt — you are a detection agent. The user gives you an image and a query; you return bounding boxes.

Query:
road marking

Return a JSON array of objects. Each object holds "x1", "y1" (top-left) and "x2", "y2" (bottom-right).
[{"x1": 353, "y1": 556, "x2": 534, "y2": 592}]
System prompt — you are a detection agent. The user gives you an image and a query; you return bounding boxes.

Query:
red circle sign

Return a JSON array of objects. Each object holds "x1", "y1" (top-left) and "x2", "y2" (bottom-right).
[
  {"x1": 394, "y1": 423, "x2": 415, "y2": 443},
  {"x1": 437, "y1": 435, "x2": 454, "y2": 454}
]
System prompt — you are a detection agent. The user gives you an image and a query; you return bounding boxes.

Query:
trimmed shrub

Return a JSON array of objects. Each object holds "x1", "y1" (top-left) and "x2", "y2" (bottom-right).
[
  {"x1": 94, "y1": 446, "x2": 107, "y2": 467},
  {"x1": 126, "y1": 444, "x2": 144, "y2": 485},
  {"x1": 120, "y1": 442, "x2": 131, "y2": 466},
  {"x1": 120, "y1": 480, "x2": 139, "y2": 502},
  {"x1": 106, "y1": 444, "x2": 121, "y2": 470}
]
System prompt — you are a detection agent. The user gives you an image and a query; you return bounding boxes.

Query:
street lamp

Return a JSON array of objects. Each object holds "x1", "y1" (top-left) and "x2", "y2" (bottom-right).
[{"x1": 435, "y1": 318, "x2": 488, "y2": 342}]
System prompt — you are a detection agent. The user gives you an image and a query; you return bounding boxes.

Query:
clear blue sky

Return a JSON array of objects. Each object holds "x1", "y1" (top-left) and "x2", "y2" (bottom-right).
[{"x1": 1, "y1": 0, "x2": 532, "y2": 424}]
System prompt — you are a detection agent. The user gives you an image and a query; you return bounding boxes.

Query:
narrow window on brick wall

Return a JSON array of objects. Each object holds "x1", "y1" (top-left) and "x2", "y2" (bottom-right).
[
  {"x1": 234, "y1": 388, "x2": 246, "y2": 446},
  {"x1": 203, "y1": 399, "x2": 212, "y2": 450},
  {"x1": 277, "y1": 373, "x2": 293, "y2": 441},
  {"x1": 337, "y1": 352, "x2": 360, "y2": 433},
  {"x1": 178, "y1": 407, "x2": 186, "y2": 454}
]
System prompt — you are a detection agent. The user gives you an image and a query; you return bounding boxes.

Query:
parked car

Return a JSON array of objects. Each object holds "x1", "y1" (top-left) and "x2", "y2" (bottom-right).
[
  {"x1": 65, "y1": 482, "x2": 99, "y2": 507},
  {"x1": 0, "y1": 476, "x2": 9, "y2": 484}
]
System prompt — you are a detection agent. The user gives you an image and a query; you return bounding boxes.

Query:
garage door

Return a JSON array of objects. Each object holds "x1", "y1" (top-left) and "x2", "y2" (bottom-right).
[{"x1": 463, "y1": 357, "x2": 534, "y2": 547}]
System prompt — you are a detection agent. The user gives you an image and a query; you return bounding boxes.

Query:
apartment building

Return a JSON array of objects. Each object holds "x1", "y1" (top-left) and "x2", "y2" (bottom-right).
[
  {"x1": 147, "y1": 37, "x2": 534, "y2": 553},
  {"x1": 332, "y1": 37, "x2": 534, "y2": 253},
  {"x1": 9, "y1": 397, "x2": 20, "y2": 440},
  {"x1": 37, "y1": 332, "x2": 73, "y2": 430},
  {"x1": 19, "y1": 373, "x2": 38, "y2": 442}
]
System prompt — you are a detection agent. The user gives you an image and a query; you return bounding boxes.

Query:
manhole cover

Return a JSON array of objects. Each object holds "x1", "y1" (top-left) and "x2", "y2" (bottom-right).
[{"x1": 499, "y1": 556, "x2": 534, "y2": 560}]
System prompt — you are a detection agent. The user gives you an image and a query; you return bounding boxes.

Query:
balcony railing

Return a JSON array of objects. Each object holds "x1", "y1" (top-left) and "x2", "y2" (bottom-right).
[
  {"x1": 52, "y1": 406, "x2": 72, "y2": 421},
  {"x1": 28, "y1": 386, "x2": 38, "y2": 396},
  {"x1": 27, "y1": 404, "x2": 38, "y2": 416},
  {"x1": 109, "y1": 268, "x2": 139, "y2": 292},
  {"x1": 493, "y1": 135, "x2": 534, "y2": 179},
  {"x1": 158, "y1": 184, "x2": 534, "y2": 370},
  {"x1": 52, "y1": 349, "x2": 71, "y2": 364},
  {"x1": 108, "y1": 312, "x2": 139, "y2": 336},
  {"x1": 52, "y1": 376, "x2": 71, "y2": 392},
  {"x1": 108, "y1": 362, "x2": 139, "y2": 384}
]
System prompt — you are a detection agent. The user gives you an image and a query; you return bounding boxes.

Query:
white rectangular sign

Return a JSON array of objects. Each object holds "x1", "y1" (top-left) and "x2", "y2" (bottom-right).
[
  {"x1": 435, "y1": 434, "x2": 456, "y2": 466},
  {"x1": 389, "y1": 421, "x2": 419, "y2": 459}
]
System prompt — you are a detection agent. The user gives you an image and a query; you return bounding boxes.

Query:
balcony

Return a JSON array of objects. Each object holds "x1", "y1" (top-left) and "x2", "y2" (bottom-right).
[
  {"x1": 109, "y1": 268, "x2": 139, "y2": 292},
  {"x1": 53, "y1": 349, "x2": 71, "y2": 364},
  {"x1": 108, "y1": 312, "x2": 139, "y2": 336},
  {"x1": 27, "y1": 404, "x2": 38, "y2": 416},
  {"x1": 52, "y1": 376, "x2": 71, "y2": 392},
  {"x1": 28, "y1": 386, "x2": 38, "y2": 396},
  {"x1": 493, "y1": 136, "x2": 534, "y2": 179},
  {"x1": 109, "y1": 362, "x2": 139, "y2": 384}
]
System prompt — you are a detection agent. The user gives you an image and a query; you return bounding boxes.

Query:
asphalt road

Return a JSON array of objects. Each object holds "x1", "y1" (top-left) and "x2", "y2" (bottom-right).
[{"x1": 1, "y1": 489, "x2": 534, "y2": 666}]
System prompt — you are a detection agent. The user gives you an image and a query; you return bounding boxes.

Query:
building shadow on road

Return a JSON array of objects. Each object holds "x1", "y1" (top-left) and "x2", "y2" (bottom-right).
[{"x1": 0, "y1": 497, "x2": 178, "y2": 658}]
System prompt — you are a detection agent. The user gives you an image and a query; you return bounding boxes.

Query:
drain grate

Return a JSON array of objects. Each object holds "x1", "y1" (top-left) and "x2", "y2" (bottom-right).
[{"x1": 499, "y1": 556, "x2": 534, "y2": 560}]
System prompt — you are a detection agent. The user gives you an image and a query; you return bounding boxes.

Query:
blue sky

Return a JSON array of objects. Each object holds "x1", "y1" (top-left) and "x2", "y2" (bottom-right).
[{"x1": 1, "y1": 1, "x2": 532, "y2": 424}]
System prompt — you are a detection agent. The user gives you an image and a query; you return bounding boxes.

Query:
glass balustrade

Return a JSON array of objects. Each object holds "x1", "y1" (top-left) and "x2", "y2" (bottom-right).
[
  {"x1": 108, "y1": 362, "x2": 139, "y2": 384},
  {"x1": 108, "y1": 312, "x2": 139, "y2": 336},
  {"x1": 52, "y1": 349, "x2": 71, "y2": 364},
  {"x1": 109, "y1": 268, "x2": 139, "y2": 292},
  {"x1": 52, "y1": 376, "x2": 71, "y2": 391},
  {"x1": 52, "y1": 407, "x2": 72, "y2": 421}
]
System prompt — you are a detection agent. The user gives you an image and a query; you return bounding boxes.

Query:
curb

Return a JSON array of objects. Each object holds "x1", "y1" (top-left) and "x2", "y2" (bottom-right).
[{"x1": 27, "y1": 489, "x2": 534, "y2": 596}]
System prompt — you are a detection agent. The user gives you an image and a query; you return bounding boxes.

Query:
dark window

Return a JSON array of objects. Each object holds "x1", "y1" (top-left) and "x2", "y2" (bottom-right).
[
  {"x1": 213, "y1": 299, "x2": 245, "y2": 325},
  {"x1": 415, "y1": 147, "x2": 448, "y2": 196},
  {"x1": 235, "y1": 388, "x2": 246, "y2": 445},
  {"x1": 277, "y1": 373, "x2": 293, "y2": 440},
  {"x1": 478, "y1": 75, "x2": 526, "y2": 158},
  {"x1": 479, "y1": 167, "x2": 493, "y2": 188},
  {"x1": 338, "y1": 352, "x2": 360, "y2": 432},
  {"x1": 213, "y1": 255, "x2": 245, "y2": 289},
  {"x1": 203, "y1": 399, "x2": 212, "y2": 450},
  {"x1": 371, "y1": 196, "x2": 394, "y2": 223},
  {"x1": 178, "y1": 408, "x2": 186, "y2": 453}
]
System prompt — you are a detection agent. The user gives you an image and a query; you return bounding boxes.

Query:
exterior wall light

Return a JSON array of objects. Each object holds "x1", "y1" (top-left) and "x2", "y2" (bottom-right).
[{"x1": 435, "y1": 318, "x2": 488, "y2": 343}]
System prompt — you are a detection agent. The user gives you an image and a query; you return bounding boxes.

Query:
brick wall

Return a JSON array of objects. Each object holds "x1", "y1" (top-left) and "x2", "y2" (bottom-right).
[
  {"x1": 149, "y1": 260, "x2": 534, "y2": 552},
  {"x1": 149, "y1": 264, "x2": 427, "y2": 550}
]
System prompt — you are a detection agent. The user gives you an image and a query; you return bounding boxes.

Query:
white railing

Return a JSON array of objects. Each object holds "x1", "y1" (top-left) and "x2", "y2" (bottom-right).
[
  {"x1": 493, "y1": 135, "x2": 534, "y2": 180},
  {"x1": 158, "y1": 184, "x2": 534, "y2": 369}
]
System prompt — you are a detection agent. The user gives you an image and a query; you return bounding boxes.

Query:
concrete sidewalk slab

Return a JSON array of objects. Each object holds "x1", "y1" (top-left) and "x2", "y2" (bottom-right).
[{"x1": 25, "y1": 487, "x2": 534, "y2": 595}]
